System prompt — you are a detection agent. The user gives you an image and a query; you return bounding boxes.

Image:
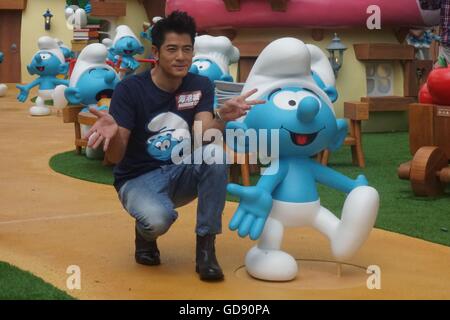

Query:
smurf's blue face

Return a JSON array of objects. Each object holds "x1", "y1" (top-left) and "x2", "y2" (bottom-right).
[
  {"x1": 27, "y1": 52, "x2": 64, "y2": 76},
  {"x1": 114, "y1": 36, "x2": 144, "y2": 57},
  {"x1": 189, "y1": 58, "x2": 233, "y2": 82},
  {"x1": 67, "y1": 67, "x2": 119, "y2": 105},
  {"x1": 147, "y1": 133, "x2": 180, "y2": 161},
  {"x1": 244, "y1": 87, "x2": 343, "y2": 157},
  {"x1": 311, "y1": 70, "x2": 338, "y2": 103}
]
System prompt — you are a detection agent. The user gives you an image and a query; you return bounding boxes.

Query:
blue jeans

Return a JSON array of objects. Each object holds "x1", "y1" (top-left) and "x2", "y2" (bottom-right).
[{"x1": 118, "y1": 161, "x2": 228, "y2": 241}]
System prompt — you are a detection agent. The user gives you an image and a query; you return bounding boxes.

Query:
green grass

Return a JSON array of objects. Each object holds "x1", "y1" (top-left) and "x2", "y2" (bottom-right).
[
  {"x1": 49, "y1": 150, "x2": 114, "y2": 185},
  {"x1": 49, "y1": 133, "x2": 450, "y2": 246},
  {"x1": 0, "y1": 262, "x2": 74, "y2": 300}
]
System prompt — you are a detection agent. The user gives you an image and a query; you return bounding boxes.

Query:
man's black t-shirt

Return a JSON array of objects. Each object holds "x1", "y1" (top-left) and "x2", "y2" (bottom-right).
[{"x1": 109, "y1": 71, "x2": 214, "y2": 191}]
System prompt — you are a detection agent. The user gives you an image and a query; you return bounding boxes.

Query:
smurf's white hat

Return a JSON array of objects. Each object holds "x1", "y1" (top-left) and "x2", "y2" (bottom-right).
[
  {"x1": 37, "y1": 36, "x2": 65, "y2": 64},
  {"x1": 113, "y1": 25, "x2": 142, "y2": 47},
  {"x1": 69, "y1": 43, "x2": 117, "y2": 87},
  {"x1": 241, "y1": 37, "x2": 334, "y2": 114},
  {"x1": 152, "y1": 16, "x2": 163, "y2": 24},
  {"x1": 307, "y1": 44, "x2": 336, "y2": 88},
  {"x1": 193, "y1": 35, "x2": 240, "y2": 74}
]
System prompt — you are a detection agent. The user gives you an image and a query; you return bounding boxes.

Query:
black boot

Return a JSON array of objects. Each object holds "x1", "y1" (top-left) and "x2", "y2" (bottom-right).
[
  {"x1": 135, "y1": 227, "x2": 160, "y2": 266},
  {"x1": 196, "y1": 234, "x2": 224, "y2": 281}
]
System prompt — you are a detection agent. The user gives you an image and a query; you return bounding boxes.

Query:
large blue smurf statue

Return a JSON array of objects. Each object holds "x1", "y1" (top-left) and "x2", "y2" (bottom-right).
[
  {"x1": 226, "y1": 38, "x2": 379, "y2": 281},
  {"x1": 16, "y1": 36, "x2": 69, "y2": 116},
  {"x1": 53, "y1": 43, "x2": 120, "y2": 158},
  {"x1": 189, "y1": 35, "x2": 240, "y2": 109},
  {"x1": 189, "y1": 35, "x2": 239, "y2": 83},
  {"x1": 61, "y1": 43, "x2": 120, "y2": 112},
  {"x1": 110, "y1": 25, "x2": 144, "y2": 77}
]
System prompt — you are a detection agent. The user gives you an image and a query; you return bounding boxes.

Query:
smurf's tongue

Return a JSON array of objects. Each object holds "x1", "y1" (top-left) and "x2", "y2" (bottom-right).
[
  {"x1": 290, "y1": 131, "x2": 319, "y2": 146},
  {"x1": 294, "y1": 134, "x2": 309, "y2": 145}
]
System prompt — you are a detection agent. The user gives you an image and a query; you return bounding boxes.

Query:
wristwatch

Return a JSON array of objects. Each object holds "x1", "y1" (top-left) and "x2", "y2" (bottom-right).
[{"x1": 214, "y1": 108, "x2": 225, "y2": 122}]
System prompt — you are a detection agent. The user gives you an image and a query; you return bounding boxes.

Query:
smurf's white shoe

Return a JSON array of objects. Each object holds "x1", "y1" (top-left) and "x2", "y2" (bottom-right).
[
  {"x1": 29, "y1": 97, "x2": 51, "y2": 116},
  {"x1": 0, "y1": 84, "x2": 7, "y2": 97},
  {"x1": 245, "y1": 246, "x2": 298, "y2": 281}
]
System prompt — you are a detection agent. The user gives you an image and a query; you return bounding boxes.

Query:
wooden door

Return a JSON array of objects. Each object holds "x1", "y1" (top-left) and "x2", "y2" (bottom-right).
[
  {"x1": 0, "y1": 10, "x2": 22, "y2": 83},
  {"x1": 238, "y1": 57, "x2": 256, "y2": 82}
]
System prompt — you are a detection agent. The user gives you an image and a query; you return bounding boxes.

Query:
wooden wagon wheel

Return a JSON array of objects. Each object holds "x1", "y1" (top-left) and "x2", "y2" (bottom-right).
[{"x1": 410, "y1": 146, "x2": 448, "y2": 196}]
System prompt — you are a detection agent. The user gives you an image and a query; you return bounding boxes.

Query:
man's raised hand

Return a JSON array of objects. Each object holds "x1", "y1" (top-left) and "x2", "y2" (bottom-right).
[
  {"x1": 84, "y1": 107, "x2": 118, "y2": 152},
  {"x1": 219, "y1": 88, "x2": 265, "y2": 121}
]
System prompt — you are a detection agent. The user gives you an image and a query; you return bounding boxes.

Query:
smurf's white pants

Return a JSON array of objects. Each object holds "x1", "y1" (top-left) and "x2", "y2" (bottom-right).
[{"x1": 245, "y1": 186, "x2": 379, "y2": 281}]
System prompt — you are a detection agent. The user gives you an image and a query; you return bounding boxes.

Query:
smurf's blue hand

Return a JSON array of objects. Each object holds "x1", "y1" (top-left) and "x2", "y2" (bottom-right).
[
  {"x1": 84, "y1": 3, "x2": 92, "y2": 14},
  {"x1": 128, "y1": 58, "x2": 140, "y2": 70},
  {"x1": 227, "y1": 184, "x2": 273, "y2": 240},
  {"x1": 16, "y1": 84, "x2": 29, "y2": 102},
  {"x1": 140, "y1": 31, "x2": 151, "y2": 41},
  {"x1": 354, "y1": 174, "x2": 368, "y2": 188}
]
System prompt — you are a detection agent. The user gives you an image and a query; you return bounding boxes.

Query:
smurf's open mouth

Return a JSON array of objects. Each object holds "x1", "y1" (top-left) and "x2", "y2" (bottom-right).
[
  {"x1": 96, "y1": 89, "x2": 114, "y2": 101},
  {"x1": 124, "y1": 50, "x2": 134, "y2": 55},
  {"x1": 282, "y1": 127, "x2": 324, "y2": 146},
  {"x1": 36, "y1": 66, "x2": 45, "y2": 72}
]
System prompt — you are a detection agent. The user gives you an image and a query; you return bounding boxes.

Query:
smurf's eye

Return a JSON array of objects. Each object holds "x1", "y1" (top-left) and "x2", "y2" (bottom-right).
[
  {"x1": 40, "y1": 53, "x2": 51, "y2": 60},
  {"x1": 161, "y1": 139, "x2": 171, "y2": 150},
  {"x1": 194, "y1": 61, "x2": 210, "y2": 70},
  {"x1": 272, "y1": 91, "x2": 300, "y2": 110},
  {"x1": 154, "y1": 141, "x2": 162, "y2": 148}
]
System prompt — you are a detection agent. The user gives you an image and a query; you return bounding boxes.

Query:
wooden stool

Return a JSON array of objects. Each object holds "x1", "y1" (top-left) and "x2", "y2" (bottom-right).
[
  {"x1": 62, "y1": 106, "x2": 85, "y2": 154},
  {"x1": 318, "y1": 101, "x2": 369, "y2": 168},
  {"x1": 62, "y1": 101, "x2": 113, "y2": 166}
]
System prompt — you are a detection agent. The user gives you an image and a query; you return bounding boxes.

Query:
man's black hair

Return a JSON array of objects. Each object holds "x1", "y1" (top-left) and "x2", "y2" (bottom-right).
[{"x1": 151, "y1": 11, "x2": 197, "y2": 49}]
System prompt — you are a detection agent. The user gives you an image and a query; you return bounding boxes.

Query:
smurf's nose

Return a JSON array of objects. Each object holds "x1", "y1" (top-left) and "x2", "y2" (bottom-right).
[
  {"x1": 127, "y1": 41, "x2": 133, "y2": 49},
  {"x1": 297, "y1": 96, "x2": 320, "y2": 123},
  {"x1": 35, "y1": 55, "x2": 42, "y2": 63},
  {"x1": 104, "y1": 70, "x2": 116, "y2": 84}
]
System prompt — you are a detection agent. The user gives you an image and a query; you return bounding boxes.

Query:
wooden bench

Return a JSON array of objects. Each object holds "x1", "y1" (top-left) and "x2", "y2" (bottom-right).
[
  {"x1": 62, "y1": 106, "x2": 85, "y2": 155},
  {"x1": 62, "y1": 101, "x2": 113, "y2": 165}
]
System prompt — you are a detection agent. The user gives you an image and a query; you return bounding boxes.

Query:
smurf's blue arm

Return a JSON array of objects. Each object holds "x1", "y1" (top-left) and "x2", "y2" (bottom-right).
[
  {"x1": 140, "y1": 31, "x2": 152, "y2": 41},
  {"x1": 21, "y1": 78, "x2": 42, "y2": 91},
  {"x1": 311, "y1": 161, "x2": 368, "y2": 193},
  {"x1": 256, "y1": 159, "x2": 289, "y2": 192},
  {"x1": 121, "y1": 56, "x2": 140, "y2": 70}
]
